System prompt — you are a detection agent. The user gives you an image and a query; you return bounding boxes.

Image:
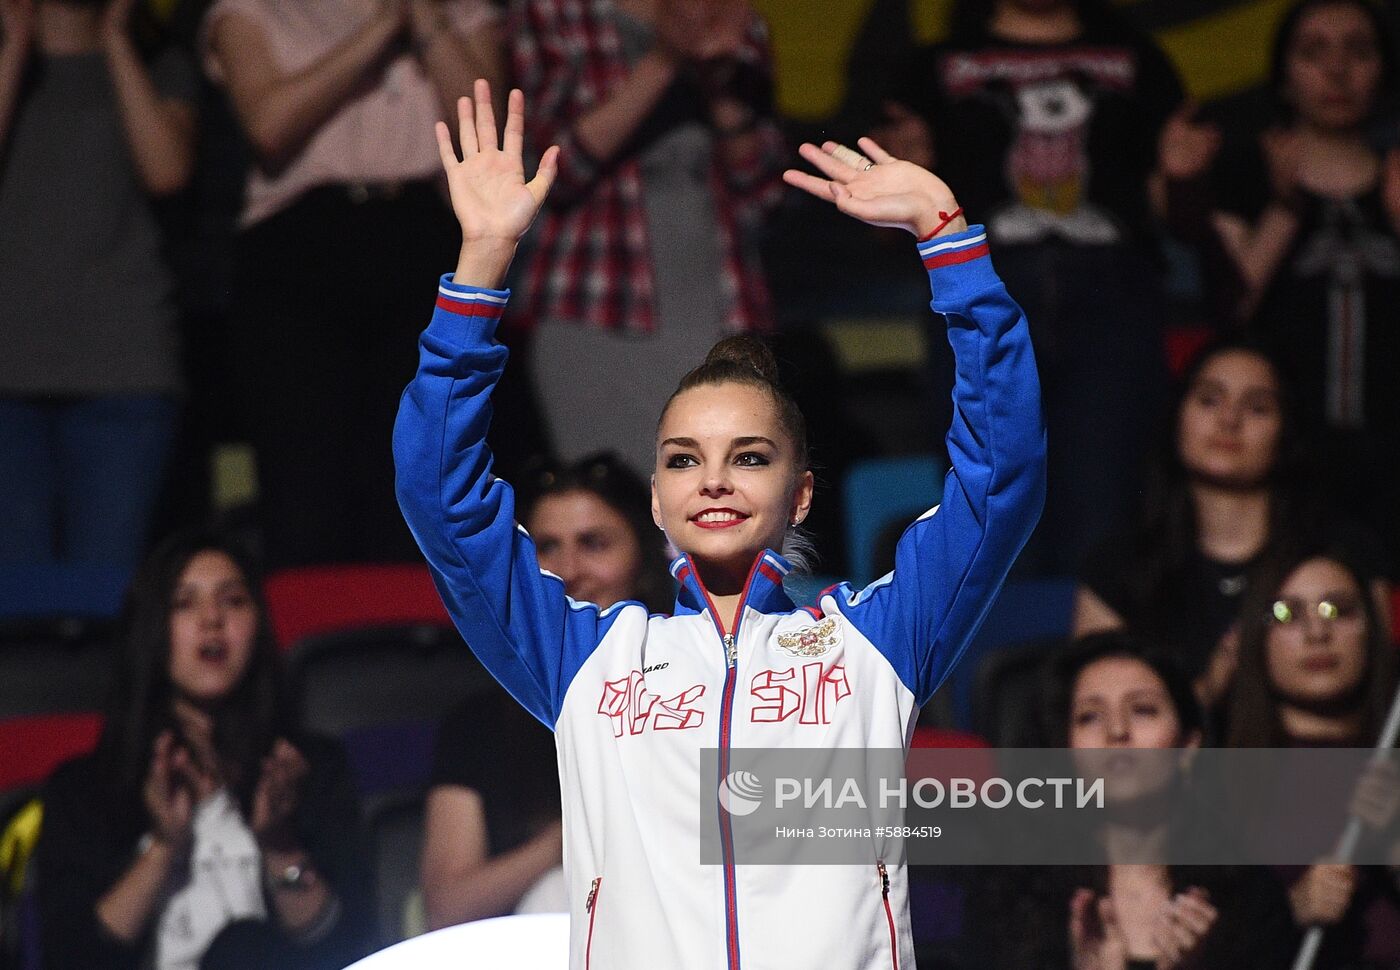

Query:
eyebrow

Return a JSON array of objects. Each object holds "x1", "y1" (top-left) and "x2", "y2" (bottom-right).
[{"x1": 659, "y1": 436, "x2": 779, "y2": 450}]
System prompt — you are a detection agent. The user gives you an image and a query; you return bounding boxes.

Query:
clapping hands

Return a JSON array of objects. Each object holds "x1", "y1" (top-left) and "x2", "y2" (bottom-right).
[
  {"x1": 1070, "y1": 886, "x2": 1218, "y2": 970},
  {"x1": 143, "y1": 731, "x2": 215, "y2": 849},
  {"x1": 250, "y1": 739, "x2": 310, "y2": 849}
]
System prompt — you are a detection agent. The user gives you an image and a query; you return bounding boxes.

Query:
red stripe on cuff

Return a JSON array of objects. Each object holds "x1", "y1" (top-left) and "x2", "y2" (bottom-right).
[
  {"x1": 436, "y1": 295, "x2": 506, "y2": 318},
  {"x1": 922, "y1": 243, "x2": 990, "y2": 270}
]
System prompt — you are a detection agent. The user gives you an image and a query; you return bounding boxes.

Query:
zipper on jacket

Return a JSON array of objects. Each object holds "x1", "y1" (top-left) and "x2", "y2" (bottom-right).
[
  {"x1": 688, "y1": 555, "x2": 767, "y2": 970},
  {"x1": 877, "y1": 862, "x2": 898, "y2": 970},
  {"x1": 585, "y1": 876, "x2": 602, "y2": 970}
]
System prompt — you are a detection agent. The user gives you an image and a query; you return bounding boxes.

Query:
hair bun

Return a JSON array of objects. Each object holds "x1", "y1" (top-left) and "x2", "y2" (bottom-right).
[{"x1": 702, "y1": 335, "x2": 781, "y2": 385}]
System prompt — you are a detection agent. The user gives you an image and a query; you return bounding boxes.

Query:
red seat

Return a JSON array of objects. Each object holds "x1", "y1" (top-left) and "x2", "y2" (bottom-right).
[
  {"x1": 1164, "y1": 324, "x2": 1214, "y2": 379},
  {"x1": 263, "y1": 564, "x2": 453, "y2": 651},
  {"x1": 910, "y1": 726, "x2": 990, "y2": 749},
  {"x1": 0, "y1": 713, "x2": 103, "y2": 791}
]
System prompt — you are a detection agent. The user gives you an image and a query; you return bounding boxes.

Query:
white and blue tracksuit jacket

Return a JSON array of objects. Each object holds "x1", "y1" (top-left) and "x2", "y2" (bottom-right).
[{"x1": 393, "y1": 226, "x2": 1045, "y2": 969}]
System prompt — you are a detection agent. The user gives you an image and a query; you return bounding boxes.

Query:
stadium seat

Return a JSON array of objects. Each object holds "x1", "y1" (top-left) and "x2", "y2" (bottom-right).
[
  {"x1": 0, "y1": 563, "x2": 129, "y2": 623},
  {"x1": 949, "y1": 578, "x2": 1076, "y2": 731},
  {"x1": 264, "y1": 564, "x2": 453, "y2": 651},
  {"x1": 286, "y1": 625, "x2": 493, "y2": 798},
  {"x1": 842, "y1": 455, "x2": 945, "y2": 587},
  {"x1": 972, "y1": 639, "x2": 1063, "y2": 747},
  {"x1": 0, "y1": 714, "x2": 103, "y2": 793},
  {"x1": 366, "y1": 791, "x2": 428, "y2": 945},
  {"x1": 0, "y1": 631, "x2": 112, "y2": 722},
  {"x1": 288, "y1": 625, "x2": 490, "y2": 738}
]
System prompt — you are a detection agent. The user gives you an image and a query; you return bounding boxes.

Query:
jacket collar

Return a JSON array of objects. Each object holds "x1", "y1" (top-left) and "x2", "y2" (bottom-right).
[{"x1": 669, "y1": 550, "x2": 796, "y2": 620}]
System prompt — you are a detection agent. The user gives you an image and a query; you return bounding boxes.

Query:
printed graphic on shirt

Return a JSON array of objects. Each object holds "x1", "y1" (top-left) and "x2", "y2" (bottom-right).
[
  {"x1": 941, "y1": 49, "x2": 1131, "y2": 245},
  {"x1": 1291, "y1": 199, "x2": 1400, "y2": 428},
  {"x1": 597, "y1": 670, "x2": 706, "y2": 737},
  {"x1": 776, "y1": 616, "x2": 842, "y2": 658},
  {"x1": 750, "y1": 662, "x2": 852, "y2": 725}
]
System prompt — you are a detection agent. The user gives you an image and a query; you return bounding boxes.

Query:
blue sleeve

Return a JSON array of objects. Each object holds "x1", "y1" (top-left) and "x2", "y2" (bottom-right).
[
  {"x1": 835, "y1": 226, "x2": 1046, "y2": 706},
  {"x1": 392, "y1": 277, "x2": 626, "y2": 729}
]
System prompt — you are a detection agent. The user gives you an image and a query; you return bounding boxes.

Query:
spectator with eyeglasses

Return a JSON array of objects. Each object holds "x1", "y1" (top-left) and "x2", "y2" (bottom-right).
[
  {"x1": 1074, "y1": 338, "x2": 1391, "y2": 713},
  {"x1": 1227, "y1": 543, "x2": 1400, "y2": 969},
  {"x1": 419, "y1": 452, "x2": 672, "y2": 930}
]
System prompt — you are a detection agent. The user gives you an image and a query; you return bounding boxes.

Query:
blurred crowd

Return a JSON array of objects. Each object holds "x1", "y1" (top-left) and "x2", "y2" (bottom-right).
[{"x1": 3, "y1": 0, "x2": 1400, "y2": 966}]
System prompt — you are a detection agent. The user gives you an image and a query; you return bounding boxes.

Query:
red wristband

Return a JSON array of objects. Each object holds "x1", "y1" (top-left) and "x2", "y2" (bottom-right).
[{"x1": 918, "y1": 207, "x2": 965, "y2": 241}]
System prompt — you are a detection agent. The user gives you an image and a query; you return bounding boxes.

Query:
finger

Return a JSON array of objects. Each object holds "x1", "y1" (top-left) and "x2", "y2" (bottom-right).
[
  {"x1": 825, "y1": 141, "x2": 869, "y2": 171},
  {"x1": 474, "y1": 77, "x2": 498, "y2": 152},
  {"x1": 1068, "y1": 888, "x2": 1096, "y2": 942},
  {"x1": 782, "y1": 168, "x2": 837, "y2": 201},
  {"x1": 799, "y1": 143, "x2": 858, "y2": 183},
  {"x1": 1152, "y1": 922, "x2": 1182, "y2": 965},
  {"x1": 434, "y1": 120, "x2": 459, "y2": 170},
  {"x1": 1172, "y1": 896, "x2": 1215, "y2": 936},
  {"x1": 1097, "y1": 895, "x2": 1118, "y2": 934},
  {"x1": 458, "y1": 95, "x2": 478, "y2": 156},
  {"x1": 857, "y1": 136, "x2": 896, "y2": 165},
  {"x1": 503, "y1": 88, "x2": 526, "y2": 160},
  {"x1": 527, "y1": 144, "x2": 560, "y2": 205}
]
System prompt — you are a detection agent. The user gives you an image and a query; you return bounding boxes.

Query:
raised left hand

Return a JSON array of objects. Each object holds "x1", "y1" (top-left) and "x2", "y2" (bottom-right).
[
  {"x1": 251, "y1": 739, "x2": 310, "y2": 849},
  {"x1": 783, "y1": 136, "x2": 967, "y2": 238}
]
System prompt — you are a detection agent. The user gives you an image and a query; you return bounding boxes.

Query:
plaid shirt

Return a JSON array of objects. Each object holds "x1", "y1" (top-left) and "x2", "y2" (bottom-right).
[{"x1": 508, "y1": 0, "x2": 786, "y2": 334}]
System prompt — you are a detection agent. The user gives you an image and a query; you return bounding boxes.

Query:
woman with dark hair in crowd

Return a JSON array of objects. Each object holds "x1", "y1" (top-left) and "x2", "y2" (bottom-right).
[
  {"x1": 0, "y1": 0, "x2": 195, "y2": 579},
  {"x1": 35, "y1": 529, "x2": 375, "y2": 970},
  {"x1": 1162, "y1": 0, "x2": 1400, "y2": 567},
  {"x1": 880, "y1": 0, "x2": 1185, "y2": 576},
  {"x1": 419, "y1": 451, "x2": 673, "y2": 929},
  {"x1": 968, "y1": 632, "x2": 1295, "y2": 968},
  {"x1": 198, "y1": 0, "x2": 501, "y2": 568},
  {"x1": 1074, "y1": 338, "x2": 1390, "y2": 710},
  {"x1": 1227, "y1": 543, "x2": 1400, "y2": 969}
]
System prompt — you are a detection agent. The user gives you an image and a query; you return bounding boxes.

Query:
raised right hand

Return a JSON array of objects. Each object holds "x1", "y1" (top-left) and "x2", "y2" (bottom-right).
[
  {"x1": 1070, "y1": 888, "x2": 1128, "y2": 970},
  {"x1": 437, "y1": 78, "x2": 558, "y2": 250},
  {"x1": 143, "y1": 731, "x2": 195, "y2": 848},
  {"x1": 0, "y1": 0, "x2": 35, "y2": 55}
]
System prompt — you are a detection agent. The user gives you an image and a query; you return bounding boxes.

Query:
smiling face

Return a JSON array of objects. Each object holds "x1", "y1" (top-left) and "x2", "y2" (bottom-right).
[
  {"x1": 1284, "y1": 2, "x2": 1384, "y2": 130},
  {"x1": 167, "y1": 550, "x2": 259, "y2": 706},
  {"x1": 1265, "y1": 557, "x2": 1369, "y2": 707},
  {"x1": 1176, "y1": 350, "x2": 1283, "y2": 488},
  {"x1": 529, "y1": 489, "x2": 643, "y2": 609},
  {"x1": 652, "y1": 382, "x2": 813, "y2": 585}
]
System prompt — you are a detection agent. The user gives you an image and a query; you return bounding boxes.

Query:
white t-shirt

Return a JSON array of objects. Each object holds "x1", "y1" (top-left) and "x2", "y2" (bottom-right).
[{"x1": 154, "y1": 790, "x2": 266, "y2": 970}]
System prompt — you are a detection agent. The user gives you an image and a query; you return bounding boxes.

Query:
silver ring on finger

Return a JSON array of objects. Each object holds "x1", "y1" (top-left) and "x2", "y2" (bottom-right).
[{"x1": 863, "y1": 160, "x2": 875, "y2": 171}]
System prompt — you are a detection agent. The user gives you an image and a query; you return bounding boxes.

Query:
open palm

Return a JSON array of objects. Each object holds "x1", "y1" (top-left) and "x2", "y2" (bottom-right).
[
  {"x1": 435, "y1": 79, "x2": 558, "y2": 247},
  {"x1": 784, "y1": 136, "x2": 964, "y2": 238}
]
